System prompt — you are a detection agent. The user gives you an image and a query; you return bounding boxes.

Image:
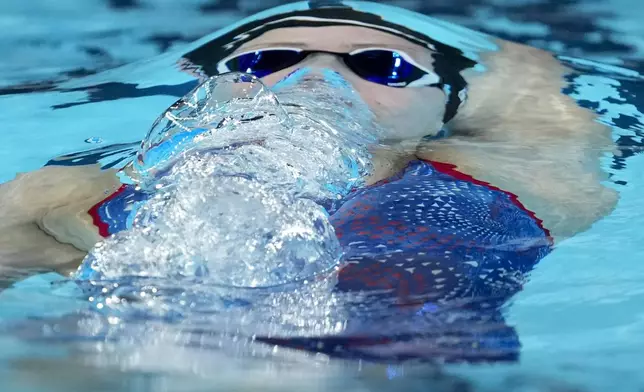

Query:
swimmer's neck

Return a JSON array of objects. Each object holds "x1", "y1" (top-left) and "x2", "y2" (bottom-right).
[{"x1": 366, "y1": 140, "x2": 420, "y2": 185}]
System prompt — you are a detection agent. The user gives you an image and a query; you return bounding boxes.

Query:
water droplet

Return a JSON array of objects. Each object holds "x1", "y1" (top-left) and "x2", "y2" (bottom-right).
[{"x1": 85, "y1": 137, "x2": 103, "y2": 144}]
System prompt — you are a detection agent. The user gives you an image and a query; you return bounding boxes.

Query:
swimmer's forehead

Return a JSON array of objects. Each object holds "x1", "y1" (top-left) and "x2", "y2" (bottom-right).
[{"x1": 234, "y1": 26, "x2": 434, "y2": 59}]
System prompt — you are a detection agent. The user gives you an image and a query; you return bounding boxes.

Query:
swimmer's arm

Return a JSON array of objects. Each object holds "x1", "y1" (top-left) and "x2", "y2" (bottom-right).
[
  {"x1": 0, "y1": 150, "x2": 400, "y2": 274},
  {"x1": 417, "y1": 40, "x2": 618, "y2": 239},
  {"x1": 0, "y1": 165, "x2": 119, "y2": 271}
]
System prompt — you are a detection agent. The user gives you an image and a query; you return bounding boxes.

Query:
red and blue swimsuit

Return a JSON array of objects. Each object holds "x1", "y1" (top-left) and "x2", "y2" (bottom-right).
[{"x1": 88, "y1": 159, "x2": 552, "y2": 362}]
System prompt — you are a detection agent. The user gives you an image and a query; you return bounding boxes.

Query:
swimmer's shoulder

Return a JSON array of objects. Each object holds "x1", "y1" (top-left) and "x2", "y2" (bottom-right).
[
  {"x1": 0, "y1": 164, "x2": 120, "y2": 270},
  {"x1": 458, "y1": 38, "x2": 607, "y2": 144},
  {"x1": 421, "y1": 37, "x2": 619, "y2": 241}
]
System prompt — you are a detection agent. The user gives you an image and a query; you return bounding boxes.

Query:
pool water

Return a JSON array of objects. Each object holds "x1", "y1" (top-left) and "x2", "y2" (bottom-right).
[{"x1": 1, "y1": 1, "x2": 644, "y2": 391}]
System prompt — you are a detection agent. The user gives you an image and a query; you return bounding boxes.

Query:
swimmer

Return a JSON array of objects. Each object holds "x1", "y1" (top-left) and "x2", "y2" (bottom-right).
[{"x1": 0, "y1": 0, "x2": 618, "y2": 359}]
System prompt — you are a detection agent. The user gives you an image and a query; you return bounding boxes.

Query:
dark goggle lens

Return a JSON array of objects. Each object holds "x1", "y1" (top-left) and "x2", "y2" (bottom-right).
[
  {"x1": 346, "y1": 50, "x2": 425, "y2": 87},
  {"x1": 224, "y1": 49, "x2": 428, "y2": 87},
  {"x1": 225, "y1": 50, "x2": 306, "y2": 78}
]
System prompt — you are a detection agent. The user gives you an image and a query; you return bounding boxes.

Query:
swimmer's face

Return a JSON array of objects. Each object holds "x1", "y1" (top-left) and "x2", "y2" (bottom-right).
[{"x1": 223, "y1": 26, "x2": 447, "y2": 143}]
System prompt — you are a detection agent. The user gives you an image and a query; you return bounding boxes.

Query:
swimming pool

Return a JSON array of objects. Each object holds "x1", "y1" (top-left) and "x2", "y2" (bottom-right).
[{"x1": 1, "y1": 0, "x2": 643, "y2": 391}]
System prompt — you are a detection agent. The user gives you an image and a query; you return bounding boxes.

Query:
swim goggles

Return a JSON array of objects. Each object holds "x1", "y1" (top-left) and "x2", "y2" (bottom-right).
[{"x1": 216, "y1": 47, "x2": 440, "y2": 88}]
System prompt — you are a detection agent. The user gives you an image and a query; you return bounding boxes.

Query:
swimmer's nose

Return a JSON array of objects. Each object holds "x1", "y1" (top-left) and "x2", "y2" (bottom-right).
[
  {"x1": 272, "y1": 52, "x2": 357, "y2": 89},
  {"x1": 270, "y1": 57, "x2": 372, "y2": 113},
  {"x1": 272, "y1": 66, "x2": 353, "y2": 93},
  {"x1": 299, "y1": 52, "x2": 350, "y2": 74}
]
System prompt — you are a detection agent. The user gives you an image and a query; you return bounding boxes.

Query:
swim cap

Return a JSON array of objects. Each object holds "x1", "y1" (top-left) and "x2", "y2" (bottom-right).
[{"x1": 179, "y1": 1, "x2": 494, "y2": 124}]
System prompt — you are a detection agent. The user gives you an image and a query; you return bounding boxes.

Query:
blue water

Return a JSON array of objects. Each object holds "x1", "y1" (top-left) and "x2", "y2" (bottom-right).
[{"x1": 1, "y1": 1, "x2": 644, "y2": 391}]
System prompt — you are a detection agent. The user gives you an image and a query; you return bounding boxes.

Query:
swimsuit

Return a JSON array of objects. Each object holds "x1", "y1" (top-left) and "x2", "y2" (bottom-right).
[{"x1": 88, "y1": 159, "x2": 552, "y2": 361}]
